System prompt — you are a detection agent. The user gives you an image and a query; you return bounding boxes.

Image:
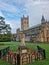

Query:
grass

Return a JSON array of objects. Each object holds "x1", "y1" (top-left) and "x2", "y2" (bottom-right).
[
  {"x1": 0, "y1": 42, "x2": 49, "y2": 65},
  {"x1": 0, "y1": 59, "x2": 12, "y2": 65}
]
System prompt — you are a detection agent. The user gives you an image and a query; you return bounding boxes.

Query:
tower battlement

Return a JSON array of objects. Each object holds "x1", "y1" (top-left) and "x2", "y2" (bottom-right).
[{"x1": 21, "y1": 15, "x2": 29, "y2": 31}]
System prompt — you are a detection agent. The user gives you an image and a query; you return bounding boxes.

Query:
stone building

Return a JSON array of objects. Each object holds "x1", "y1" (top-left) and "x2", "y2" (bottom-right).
[
  {"x1": 23, "y1": 15, "x2": 49, "y2": 42},
  {"x1": 16, "y1": 15, "x2": 49, "y2": 43},
  {"x1": 12, "y1": 34, "x2": 17, "y2": 41},
  {"x1": 16, "y1": 15, "x2": 29, "y2": 41},
  {"x1": 16, "y1": 28, "x2": 20, "y2": 41},
  {"x1": 21, "y1": 15, "x2": 29, "y2": 31}
]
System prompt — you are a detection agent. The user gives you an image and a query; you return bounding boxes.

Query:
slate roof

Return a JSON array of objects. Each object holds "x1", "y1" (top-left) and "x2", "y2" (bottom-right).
[{"x1": 24, "y1": 23, "x2": 41, "y2": 31}]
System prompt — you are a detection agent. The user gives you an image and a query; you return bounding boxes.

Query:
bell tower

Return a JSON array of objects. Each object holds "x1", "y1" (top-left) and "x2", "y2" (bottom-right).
[{"x1": 21, "y1": 15, "x2": 29, "y2": 30}]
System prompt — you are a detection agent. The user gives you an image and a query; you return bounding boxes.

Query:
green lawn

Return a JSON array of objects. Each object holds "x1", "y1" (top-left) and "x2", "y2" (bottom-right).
[{"x1": 0, "y1": 42, "x2": 49, "y2": 65}]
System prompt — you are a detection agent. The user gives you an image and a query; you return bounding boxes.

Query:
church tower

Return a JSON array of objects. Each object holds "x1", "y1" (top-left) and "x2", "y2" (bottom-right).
[{"x1": 21, "y1": 15, "x2": 29, "y2": 31}]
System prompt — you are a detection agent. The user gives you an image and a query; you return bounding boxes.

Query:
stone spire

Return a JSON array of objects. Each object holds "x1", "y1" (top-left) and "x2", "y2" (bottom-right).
[{"x1": 41, "y1": 15, "x2": 45, "y2": 23}]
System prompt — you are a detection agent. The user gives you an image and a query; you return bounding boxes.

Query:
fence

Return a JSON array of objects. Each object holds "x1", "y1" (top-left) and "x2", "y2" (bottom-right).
[
  {"x1": 0, "y1": 46, "x2": 10, "y2": 58},
  {"x1": 37, "y1": 46, "x2": 46, "y2": 59},
  {"x1": 0, "y1": 46, "x2": 46, "y2": 65},
  {"x1": 0, "y1": 51, "x2": 43, "y2": 65}
]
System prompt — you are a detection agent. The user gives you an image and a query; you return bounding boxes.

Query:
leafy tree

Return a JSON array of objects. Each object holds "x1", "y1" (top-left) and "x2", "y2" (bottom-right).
[{"x1": 0, "y1": 16, "x2": 12, "y2": 41}]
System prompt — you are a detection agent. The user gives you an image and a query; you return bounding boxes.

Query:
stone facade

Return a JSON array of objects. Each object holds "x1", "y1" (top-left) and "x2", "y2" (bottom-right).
[
  {"x1": 40, "y1": 22, "x2": 49, "y2": 42},
  {"x1": 21, "y1": 15, "x2": 29, "y2": 31},
  {"x1": 24, "y1": 16, "x2": 49, "y2": 42},
  {"x1": 16, "y1": 28, "x2": 20, "y2": 41},
  {"x1": 16, "y1": 15, "x2": 29, "y2": 41},
  {"x1": 16, "y1": 15, "x2": 49, "y2": 43},
  {"x1": 12, "y1": 34, "x2": 17, "y2": 41}
]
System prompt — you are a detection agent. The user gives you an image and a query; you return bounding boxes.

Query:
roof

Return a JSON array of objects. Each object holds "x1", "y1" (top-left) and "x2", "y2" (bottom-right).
[{"x1": 24, "y1": 23, "x2": 41, "y2": 31}]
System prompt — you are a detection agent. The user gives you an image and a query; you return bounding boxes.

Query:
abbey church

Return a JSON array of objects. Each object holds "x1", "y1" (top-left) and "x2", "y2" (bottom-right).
[{"x1": 16, "y1": 15, "x2": 49, "y2": 43}]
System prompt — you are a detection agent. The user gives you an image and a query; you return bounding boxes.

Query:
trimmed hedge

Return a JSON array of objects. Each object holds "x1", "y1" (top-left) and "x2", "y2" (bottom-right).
[{"x1": 0, "y1": 34, "x2": 12, "y2": 42}]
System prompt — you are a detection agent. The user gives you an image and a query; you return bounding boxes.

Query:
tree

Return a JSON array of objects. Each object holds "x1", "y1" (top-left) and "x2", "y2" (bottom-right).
[
  {"x1": 0, "y1": 16, "x2": 11, "y2": 34},
  {"x1": 0, "y1": 16, "x2": 12, "y2": 41}
]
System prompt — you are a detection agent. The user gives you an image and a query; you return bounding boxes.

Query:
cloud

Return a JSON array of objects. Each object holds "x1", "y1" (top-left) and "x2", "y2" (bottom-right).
[
  {"x1": 24, "y1": 0, "x2": 49, "y2": 26},
  {"x1": 0, "y1": 0, "x2": 49, "y2": 33},
  {"x1": 5, "y1": 19, "x2": 21, "y2": 33},
  {"x1": 0, "y1": 1, "x2": 17, "y2": 13}
]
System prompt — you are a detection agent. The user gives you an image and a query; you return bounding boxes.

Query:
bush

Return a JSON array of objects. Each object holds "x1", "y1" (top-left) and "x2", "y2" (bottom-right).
[{"x1": 0, "y1": 34, "x2": 12, "y2": 42}]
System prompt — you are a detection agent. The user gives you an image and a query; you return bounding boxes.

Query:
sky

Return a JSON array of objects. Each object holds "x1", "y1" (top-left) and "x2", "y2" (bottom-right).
[{"x1": 0, "y1": 0, "x2": 49, "y2": 33}]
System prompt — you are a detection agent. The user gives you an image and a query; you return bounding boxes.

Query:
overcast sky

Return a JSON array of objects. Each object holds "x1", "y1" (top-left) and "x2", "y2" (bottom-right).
[{"x1": 0, "y1": 0, "x2": 49, "y2": 33}]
